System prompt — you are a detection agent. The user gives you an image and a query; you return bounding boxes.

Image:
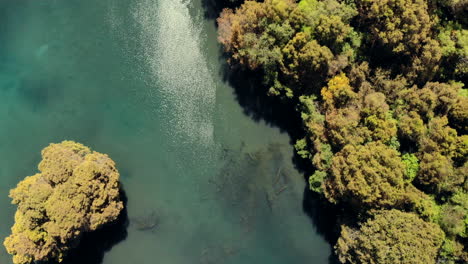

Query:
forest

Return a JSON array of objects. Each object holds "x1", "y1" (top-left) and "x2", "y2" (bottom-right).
[{"x1": 216, "y1": 0, "x2": 467, "y2": 263}]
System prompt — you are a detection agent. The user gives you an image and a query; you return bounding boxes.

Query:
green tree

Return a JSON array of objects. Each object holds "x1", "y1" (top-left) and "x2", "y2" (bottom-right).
[
  {"x1": 438, "y1": 22, "x2": 468, "y2": 79},
  {"x1": 296, "y1": 95, "x2": 334, "y2": 193},
  {"x1": 309, "y1": 170, "x2": 328, "y2": 193},
  {"x1": 402, "y1": 153, "x2": 420, "y2": 182}
]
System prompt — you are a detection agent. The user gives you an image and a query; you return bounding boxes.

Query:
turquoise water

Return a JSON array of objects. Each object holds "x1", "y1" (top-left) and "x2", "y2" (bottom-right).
[{"x1": 0, "y1": 0, "x2": 331, "y2": 263}]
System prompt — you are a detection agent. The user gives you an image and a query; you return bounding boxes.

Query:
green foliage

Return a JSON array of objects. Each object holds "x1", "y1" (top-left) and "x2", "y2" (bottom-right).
[
  {"x1": 313, "y1": 143, "x2": 333, "y2": 170},
  {"x1": 450, "y1": 190, "x2": 468, "y2": 209},
  {"x1": 440, "y1": 238, "x2": 468, "y2": 264},
  {"x1": 402, "y1": 153, "x2": 419, "y2": 182},
  {"x1": 296, "y1": 95, "x2": 335, "y2": 172},
  {"x1": 309, "y1": 170, "x2": 327, "y2": 193},
  {"x1": 294, "y1": 0, "x2": 358, "y2": 31},
  {"x1": 3, "y1": 141, "x2": 123, "y2": 264},
  {"x1": 438, "y1": 22, "x2": 468, "y2": 58},
  {"x1": 294, "y1": 138, "x2": 310, "y2": 159},
  {"x1": 405, "y1": 189, "x2": 442, "y2": 222},
  {"x1": 460, "y1": 88, "x2": 468, "y2": 97},
  {"x1": 336, "y1": 210, "x2": 445, "y2": 264},
  {"x1": 297, "y1": 95, "x2": 324, "y2": 131}
]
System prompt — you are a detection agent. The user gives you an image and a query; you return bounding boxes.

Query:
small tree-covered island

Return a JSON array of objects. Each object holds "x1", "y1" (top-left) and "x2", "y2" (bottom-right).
[
  {"x1": 4, "y1": 141, "x2": 124, "y2": 264},
  {"x1": 216, "y1": 0, "x2": 467, "y2": 263}
]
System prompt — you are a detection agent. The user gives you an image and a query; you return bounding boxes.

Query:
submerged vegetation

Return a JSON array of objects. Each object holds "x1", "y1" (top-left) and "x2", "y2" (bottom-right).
[
  {"x1": 217, "y1": 0, "x2": 467, "y2": 263},
  {"x1": 3, "y1": 141, "x2": 124, "y2": 264}
]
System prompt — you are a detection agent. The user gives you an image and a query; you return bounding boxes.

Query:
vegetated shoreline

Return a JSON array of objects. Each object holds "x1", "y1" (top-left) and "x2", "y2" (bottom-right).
[{"x1": 212, "y1": 0, "x2": 467, "y2": 263}]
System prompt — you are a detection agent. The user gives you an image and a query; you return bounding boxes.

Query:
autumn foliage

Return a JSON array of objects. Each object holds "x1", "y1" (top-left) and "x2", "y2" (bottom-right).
[
  {"x1": 336, "y1": 210, "x2": 445, "y2": 264},
  {"x1": 3, "y1": 141, "x2": 124, "y2": 264},
  {"x1": 217, "y1": 0, "x2": 467, "y2": 262}
]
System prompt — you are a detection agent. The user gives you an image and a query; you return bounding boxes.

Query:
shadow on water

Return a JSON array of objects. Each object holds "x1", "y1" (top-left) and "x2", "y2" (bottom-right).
[
  {"x1": 220, "y1": 53, "x2": 341, "y2": 263},
  {"x1": 302, "y1": 188, "x2": 342, "y2": 264},
  {"x1": 222, "y1": 63, "x2": 304, "y2": 142},
  {"x1": 57, "y1": 188, "x2": 129, "y2": 264},
  {"x1": 200, "y1": 0, "x2": 243, "y2": 19},
  {"x1": 212, "y1": 21, "x2": 342, "y2": 264}
]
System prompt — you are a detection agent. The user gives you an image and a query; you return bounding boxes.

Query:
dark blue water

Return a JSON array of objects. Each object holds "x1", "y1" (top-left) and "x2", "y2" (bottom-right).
[{"x1": 0, "y1": 0, "x2": 331, "y2": 263}]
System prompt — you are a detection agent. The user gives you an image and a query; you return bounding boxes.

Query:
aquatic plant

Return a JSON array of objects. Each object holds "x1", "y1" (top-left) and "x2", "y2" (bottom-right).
[{"x1": 3, "y1": 141, "x2": 124, "y2": 264}]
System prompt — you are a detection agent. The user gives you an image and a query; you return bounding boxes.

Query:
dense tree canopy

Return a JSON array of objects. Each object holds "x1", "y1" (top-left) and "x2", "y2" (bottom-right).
[
  {"x1": 336, "y1": 210, "x2": 445, "y2": 264},
  {"x1": 218, "y1": 0, "x2": 361, "y2": 97},
  {"x1": 217, "y1": 0, "x2": 467, "y2": 262},
  {"x1": 3, "y1": 141, "x2": 123, "y2": 264}
]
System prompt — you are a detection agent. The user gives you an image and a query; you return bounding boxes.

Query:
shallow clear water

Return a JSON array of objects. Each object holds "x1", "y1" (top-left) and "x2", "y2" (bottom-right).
[{"x1": 0, "y1": 0, "x2": 331, "y2": 263}]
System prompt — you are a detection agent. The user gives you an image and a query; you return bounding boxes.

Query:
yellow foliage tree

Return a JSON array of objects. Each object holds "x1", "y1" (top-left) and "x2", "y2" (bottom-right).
[
  {"x1": 4, "y1": 141, "x2": 124, "y2": 264},
  {"x1": 321, "y1": 73, "x2": 357, "y2": 110}
]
